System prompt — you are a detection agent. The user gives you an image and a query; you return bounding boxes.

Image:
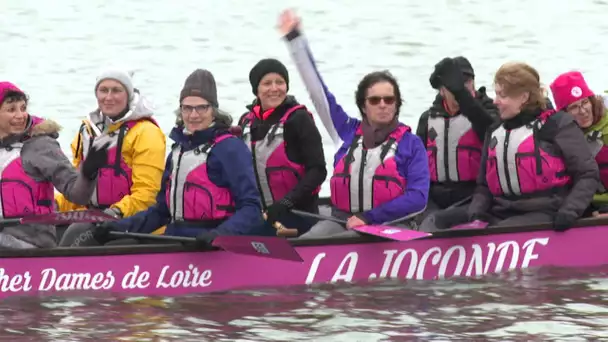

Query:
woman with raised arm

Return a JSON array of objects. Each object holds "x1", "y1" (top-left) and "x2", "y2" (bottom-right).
[
  {"x1": 0, "y1": 82, "x2": 108, "y2": 248},
  {"x1": 431, "y1": 63, "x2": 599, "y2": 231},
  {"x1": 278, "y1": 9, "x2": 429, "y2": 238},
  {"x1": 94, "y1": 69, "x2": 264, "y2": 245}
]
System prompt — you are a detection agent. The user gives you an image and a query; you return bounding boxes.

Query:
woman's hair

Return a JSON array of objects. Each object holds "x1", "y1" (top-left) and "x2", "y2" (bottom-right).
[
  {"x1": 174, "y1": 106, "x2": 233, "y2": 127},
  {"x1": 0, "y1": 90, "x2": 28, "y2": 107},
  {"x1": 589, "y1": 95, "x2": 606, "y2": 126},
  {"x1": 355, "y1": 70, "x2": 403, "y2": 115},
  {"x1": 494, "y1": 62, "x2": 547, "y2": 110}
]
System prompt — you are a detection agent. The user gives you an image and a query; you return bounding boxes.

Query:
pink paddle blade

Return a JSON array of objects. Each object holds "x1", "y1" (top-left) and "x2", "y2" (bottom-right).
[
  {"x1": 212, "y1": 236, "x2": 303, "y2": 262},
  {"x1": 20, "y1": 210, "x2": 119, "y2": 225},
  {"x1": 451, "y1": 220, "x2": 489, "y2": 231},
  {"x1": 352, "y1": 225, "x2": 431, "y2": 241}
]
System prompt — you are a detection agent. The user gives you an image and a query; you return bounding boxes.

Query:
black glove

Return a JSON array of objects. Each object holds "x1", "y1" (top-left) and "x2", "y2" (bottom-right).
[
  {"x1": 93, "y1": 221, "x2": 122, "y2": 244},
  {"x1": 553, "y1": 212, "x2": 578, "y2": 232},
  {"x1": 81, "y1": 142, "x2": 110, "y2": 180},
  {"x1": 265, "y1": 198, "x2": 294, "y2": 225},
  {"x1": 195, "y1": 230, "x2": 219, "y2": 248}
]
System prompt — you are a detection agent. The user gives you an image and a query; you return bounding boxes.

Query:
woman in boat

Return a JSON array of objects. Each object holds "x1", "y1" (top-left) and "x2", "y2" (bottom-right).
[
  {"x1": 550, "y1": 71, "x2": 608, "y2": 213},
  {"x1": 238, "y1": 58, "x2": 327, "y2": 236},
  {"x1": 94, "y1": 69, "x2": 264, "y2": 245},
  {"x1": 0, "y1": 81, "x2": 108, "y2": 248},
  {"x1": 431, "y1": 62, "x2": 599, "y2": 231},
  {"x1": 277, "y1": 10, "x2": 429, "y2": 239},
  {"x1": 57, "y1": 67, "x2": 167, "y2": 247},
  {"x1": 416, "y1": 56, "x2": 499, "y2": 231}
]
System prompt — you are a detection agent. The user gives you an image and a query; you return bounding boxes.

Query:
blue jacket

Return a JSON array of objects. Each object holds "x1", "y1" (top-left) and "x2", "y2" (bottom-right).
[
  {"x1": 112, "y1": 125, "x2": 264, "y2": 237},
  {"x1": 284, "y1": 30, "x2": 430, "y2": 224}
]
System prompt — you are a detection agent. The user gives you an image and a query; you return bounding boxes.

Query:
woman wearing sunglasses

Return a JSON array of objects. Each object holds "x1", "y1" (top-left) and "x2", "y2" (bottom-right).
[
  {"x1": 94, "y1": 69, "x2": 264, "y2": 246},
  {"x1": 278, "y1": 9, "x2": 429, "y2": 238},
  {"x1": 550, "y1": 71, "x2": 608, "y2": 215},
  {"x1": 237, "y1": 58, "x2": 327, "y2": 236},
  {"x1": 433, "y1": 63, "x2": 598, "y2": 232}
]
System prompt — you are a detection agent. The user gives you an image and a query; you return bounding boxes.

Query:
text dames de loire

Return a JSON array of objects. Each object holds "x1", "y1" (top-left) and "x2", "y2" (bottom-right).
[{"x1": 305, "y1": 237, "x2": 550, "y2": 284}]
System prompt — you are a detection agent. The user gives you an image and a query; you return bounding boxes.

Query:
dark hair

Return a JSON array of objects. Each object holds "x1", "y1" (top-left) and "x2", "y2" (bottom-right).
[
  {"x1": 355, "y1": 71, "x2": 403, "y2": 116},
  {"x1": 590, "y1": 95, "x2": 606, "y2": 126},
  {"x1": 1, "y1": 90, "x2": 28, "y2": 107}
]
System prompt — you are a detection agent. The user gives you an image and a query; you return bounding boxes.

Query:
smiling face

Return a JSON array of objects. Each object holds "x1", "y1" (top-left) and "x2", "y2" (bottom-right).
[
  {"x1": 493, "y1": 83, "x2": 530, "y2": 120},
  {"x1": 180, "y1": 96, "x2": 214, "y2": 133},
  {"x1": 96, "y1": 79, "x2": 129, "y2": 118},
  {"x1": 0, "y1": 95, "x2": 28, "y2": 138},
  {"x1": 256, "y1": 73, "x2": 287, "y2": 110},
  {"x1": 566, "y1": 97, "x2": 594, "y2": 128}
]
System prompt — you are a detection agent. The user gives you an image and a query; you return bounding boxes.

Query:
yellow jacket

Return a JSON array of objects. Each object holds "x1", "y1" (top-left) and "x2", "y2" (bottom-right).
[{"x1": 55, "y1": 93, "x2": 166, "y2": 218}]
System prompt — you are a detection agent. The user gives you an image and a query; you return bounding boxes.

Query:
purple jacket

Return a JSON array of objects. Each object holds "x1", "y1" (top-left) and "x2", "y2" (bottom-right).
[{"x1": 284, "y1": 29, "x2": 430, "y2": 224}]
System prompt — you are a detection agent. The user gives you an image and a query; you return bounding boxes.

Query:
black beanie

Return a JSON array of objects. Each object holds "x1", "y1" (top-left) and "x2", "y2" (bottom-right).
[
  {"x1": 180, "y1": 69, "x2": 219, "y2": 107},
  {"x1": 249, "y1": 58, "x2": 289, "y2": 95}
]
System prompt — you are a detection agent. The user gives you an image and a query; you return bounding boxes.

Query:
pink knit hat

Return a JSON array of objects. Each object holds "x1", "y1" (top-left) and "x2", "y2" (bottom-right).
[
  {"x1": 550, "y1": 71, "x2": 594, "y2": 110},
  {"x1": 0, "y1": 82, "x2": 24, "y2": 104}
]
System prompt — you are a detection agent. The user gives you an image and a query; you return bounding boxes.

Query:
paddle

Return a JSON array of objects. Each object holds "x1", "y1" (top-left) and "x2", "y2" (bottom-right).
[
  {"x1": 450, "y1": 220, "x2": 489, "y2": 231},
  {"x1": 0, "y1": 209, "x2": 118, "y2": 228},
  {"x1": 291, "y1": 209, "x2": 430, "y2": 242},
  {"x1": 108, "y1": 231, "x2": 304, "y2": 262},
  {"x1": 262, "y1": 213, "x2": 299, "y2": 237}
]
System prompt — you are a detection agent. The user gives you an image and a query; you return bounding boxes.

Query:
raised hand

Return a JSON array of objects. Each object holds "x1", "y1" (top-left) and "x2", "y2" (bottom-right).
[{"x1": 277, "y1": 9, "x2": 301, "y2": 36}]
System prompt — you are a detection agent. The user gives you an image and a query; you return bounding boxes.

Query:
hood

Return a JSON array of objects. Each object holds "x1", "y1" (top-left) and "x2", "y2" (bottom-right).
[
  {"x1": 428, "y1": 86, "x2": 495, "y2": 118},
  {"x1": 85, "y1": 92, "x2": 155, "y2": 135}
]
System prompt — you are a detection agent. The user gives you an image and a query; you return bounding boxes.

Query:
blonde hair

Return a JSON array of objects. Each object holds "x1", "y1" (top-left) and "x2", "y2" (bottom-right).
[{"x1": 494, "y1": 62, "x2": 547, "y2": 110}]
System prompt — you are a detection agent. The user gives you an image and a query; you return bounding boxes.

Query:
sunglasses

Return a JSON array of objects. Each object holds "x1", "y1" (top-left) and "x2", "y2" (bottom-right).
[
  {"x1": 366, "y1": 96, "x2": 396, "y2": 106},
  {"x1": 181, "y1": 104, "x2": 212, "y2": 114}
]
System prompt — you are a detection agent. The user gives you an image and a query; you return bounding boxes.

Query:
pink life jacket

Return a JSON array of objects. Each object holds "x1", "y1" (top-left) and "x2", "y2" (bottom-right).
[
  {"x1": 585, "y1": 130, "x2": 608, "y2": 191},
  {"x1": 426, "y1": 113, "x2": 483, "y2": 183},
  {"x1": 241, "y1": 104, "x2": 320, "y2": 207},
  {"x1": 330, "y1": 125, "x2": 410, "y2": 213},
  {"x1": 78, "y1": 118, "x2": 159, "y2": 208},
  {"x1": 0, "y1": 116, "x2": 54, "y2": 218},
  {"x1": 165, "y1": 134, "x2": 235, "y2": 221},
  {"x1": 485, "y1": 110, "x2": 571, "y2": 197}
]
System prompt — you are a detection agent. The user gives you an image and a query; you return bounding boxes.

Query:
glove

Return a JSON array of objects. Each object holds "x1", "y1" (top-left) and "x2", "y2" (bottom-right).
[
  {"x1": 265, "y1": 198, "x2": 294, "y2": 225},
  {"x1": 435, "y1": 58, "x2": 466, "y2": 94},
  {"x1": 553, "y1": 212, "x2": 578, "y2": 232},
  {"x1": 195, "y1": 230, "x2": 219, "y2": 248},
  {"x1": 81, "y1": 142, "x2": 110, "y2": 180},
  {"x1": 103, "y1": 207, "x2": 123, "y2": 219},
  {"x1": 93, "y1": 221, "x2": 123, "y2": 244}
]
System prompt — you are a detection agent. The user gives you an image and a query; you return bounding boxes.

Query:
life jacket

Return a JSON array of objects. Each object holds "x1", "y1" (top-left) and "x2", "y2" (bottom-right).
[
  {"x1": 585, "y1": 130, "x2": 608, "y2": 191},
  {"x1": 426, "y1": 114, "x2": 482, "y2": 183},
  {"x1": 240, "y1": 104, "x2": 320, "y2": 207},
  {"x1": 330, "y1": 125, "x2": 409, "y2": 213},
  {"x1": 0, "y1": 116, "x2": 54, "y2": 218},
  {"x1": 165, "y1": 134, "x2": 235, "y2": 222},
  {"x1": 486, "y1": 110, "x2": 571, "y2": 197},
  {"x1": 77, "y1": 118, "x2": 159, "y2": 208}
]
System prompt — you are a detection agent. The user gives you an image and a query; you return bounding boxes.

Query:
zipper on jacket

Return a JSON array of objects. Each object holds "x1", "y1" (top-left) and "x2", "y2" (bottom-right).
[
  {"x1": 358, "y1": 149, "x2": 367, "y2": 212},
  {"x1": 443, "y1": 118, "x2": 450, "y2": 181},
  {"x1": 172, "y1": 150, "x2": 184, "y2": 219},
  {"x1": 251, "y1": 141, "x2": 267, "y2": 209},
  {"x1": 503, "y1": 130, "x2": 516, "y2": 195}
]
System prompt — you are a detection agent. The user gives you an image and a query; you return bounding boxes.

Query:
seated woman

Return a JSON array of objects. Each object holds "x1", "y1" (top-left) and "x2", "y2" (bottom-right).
[
  {"x1": 0, "y1": 82, "x2": 108, "y2": 248},
  {"x1": 94, "y1": 69, "x2": 264, "y2": 245},
  {"x1": 238, "y1": 58, "x2": 327, "y2": 236},
  {"x1": 277, "y1": 10, "x2": 429, "y2": 239},
  {"x1": 57, "y1": 67, "x2": 167, "y2": 247},
  {"x1": 430, "y1": 62, "x2": 599, "y2": 231},
  {"x1": 550, "y1": 71, "x2": 608, "y2": 214}
]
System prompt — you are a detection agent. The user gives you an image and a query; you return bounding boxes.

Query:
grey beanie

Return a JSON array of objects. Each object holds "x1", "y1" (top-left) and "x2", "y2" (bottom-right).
[
  {"x1": 179, "y1": 69, "x2": 219, "y2": 108},
  {"x1": 95, "y1": 67, "x2": 135, "y2": 101}
]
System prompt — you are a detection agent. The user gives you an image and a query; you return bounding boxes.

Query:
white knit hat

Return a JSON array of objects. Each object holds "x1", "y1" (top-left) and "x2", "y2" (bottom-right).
[{"x1": 95, "y1": 67, "x2": 135, "y2": 101}]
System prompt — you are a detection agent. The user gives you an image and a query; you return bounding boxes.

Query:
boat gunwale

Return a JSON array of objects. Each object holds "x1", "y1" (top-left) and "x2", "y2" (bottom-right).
[{"x1": 1, "y1": 215, "x2": 607, "y2": 259}]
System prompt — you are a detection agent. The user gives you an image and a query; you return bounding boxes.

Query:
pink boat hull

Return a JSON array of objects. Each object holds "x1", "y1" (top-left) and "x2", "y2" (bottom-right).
[{"x1": 0, "y1": 225, "x2": 606, "y2": 299}]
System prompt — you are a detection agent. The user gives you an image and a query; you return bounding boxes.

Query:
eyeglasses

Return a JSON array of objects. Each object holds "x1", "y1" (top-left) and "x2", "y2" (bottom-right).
[
  {"x1": 181, "y1": 104, "x2": 211, "y2": 115},
  {"x1": 566, "y1": 97, "x2": 591, "y2": 116},
  {"x1": 366, "y1": 96, "x2": 396, "y2": 106}
]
